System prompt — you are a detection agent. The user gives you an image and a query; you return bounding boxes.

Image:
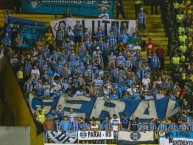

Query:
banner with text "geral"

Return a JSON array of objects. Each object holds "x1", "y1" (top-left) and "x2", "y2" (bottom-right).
[
  {"x1": 50, "y1": 18, "x2": 136, "y2": 38},
  {"x1": 118, "y1": 131, "x2": 154, "y2": 145},
  {"x1": 29, "y1": 93, "x2": 179, "y2": 120},
  {"x1": 78, "y1": 131, "x2": 114, "y2": 140},
  {"x1": 22, "y1": 0, "x2": 115, "y2": 18},
  {"x1": 20, "y1": 25, "x2": 48, "y2": 48},
  {"x1": 159, "y1": 131, "x2": 193, "y2": 145}
]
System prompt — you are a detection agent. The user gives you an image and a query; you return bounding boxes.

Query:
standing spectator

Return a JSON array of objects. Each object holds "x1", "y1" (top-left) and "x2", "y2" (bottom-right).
[
  {"x1": 1, "y1": 33, "x2": 11, "y2": 47},
  {"x1": 151, "y1": 0, "x2": 159, "y2": 15},
  {"x1": 68, "y1": 108, "x2": 78, "y2": 123},
  {"x1": 62, "y1": 9, "x2": 72, "y2": 18},
  {"x1": 43, "y1": 116, "x2": 54, "y2": 143},
  {"x1": 128, "y1": 115, "x2": 139, "y2": 132},
  {"x1": 157, "y1": 120, "x2": 168, "y2": 132},
  {"x1": 116, "y1": 0, "x2": 126, "y2": 19},
  {"x1": 110, "y1": 114, "x2": 121, "y2": 142},
  {"x1": 120, "y1": 114, "x2": 129, "y2": 131},
  {"x1": 139, "y1": 122, "x2": 149, "y2": 132},
  {"x1": 156, "y1": 45, "x2": 165, "y2": 70},
  {"x1": 98, "y1": 9, "x2": 109, "y2": 19},
  {"x1": 56, "y1": 104, "x2": 65, "y2": 120},
  {"x1": 15, "y1": 33, "x2": 23, "y2": 54},
  {"x1": 4, "y1": 10, "x2": 10, "y2": 26},
  {"x1": 146, "y1": 38, "x2": 155, "y2": 53},
  {"x1": 179, "y1": 120, "x2": 189, "y2": 132},
  {"x1": 60, "y1": 116, "x2": 70, "y2": 132},
  {"x1": 150, "y1": 52, "x2": 160, "y2": 80},
  {"x1": 73, "y1": 20, "x2": 83, "y2": 44},
  {"x1": 134, "y1": 0, "x2": 142, "y2": 19},
  {"x1": 138, "y1": 8, "x2": 147, "y2": 35}
]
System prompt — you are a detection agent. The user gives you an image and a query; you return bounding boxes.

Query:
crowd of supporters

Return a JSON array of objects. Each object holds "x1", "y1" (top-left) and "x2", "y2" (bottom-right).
[{"x1": 0, "y1": 0, "x2": 193, "y2": 143}]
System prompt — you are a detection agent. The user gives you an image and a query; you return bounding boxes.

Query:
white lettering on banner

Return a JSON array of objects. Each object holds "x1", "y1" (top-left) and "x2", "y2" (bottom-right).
[
  {"x1": 132, "y1": 100, "x2": 158, "y2": 119},
  {"x1": 78, "y1": 131, "x2": 114, "y2": 140},
  {"x1": 57, "y1": 95, "x2": 91, "y2": 118},
  {"x1": 118, "y1": 131, "x2": 154, "y2": 142},
  {"x1": 50, "y1": 18, "x2": 136, "y2": 38},
  {"x1": 29, "y1": 94, "x2": 179, "y2": 119},
  {"x1": 90, "y1": 97, "x2": 125, "y2": 119},
  {"x1": 165, "y1": 99, "x2": 179, "y2": 117}
]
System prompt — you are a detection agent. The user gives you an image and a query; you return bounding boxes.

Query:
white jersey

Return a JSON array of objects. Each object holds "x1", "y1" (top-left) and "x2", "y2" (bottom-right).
[{"x1": 110, "y1": 118, "x2": 120, "y2": 131}]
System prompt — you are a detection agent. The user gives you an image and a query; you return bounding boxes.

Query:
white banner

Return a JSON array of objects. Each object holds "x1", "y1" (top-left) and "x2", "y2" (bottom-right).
[
  {"x1": 159, "y1": 131, "x2": 193, "y2": 145},
  {"x1": 50, "y1": 18, "x2": 136, "y2": 38},
  {"x1": 160, "y1": 138, "x2": 193, "y2": 145},
  {"x1": 78, "y1": 131, "x2": 114, "y2": 140},
  {"x1": 118, "y1": 131, "x2": 154, "y2": 142}
]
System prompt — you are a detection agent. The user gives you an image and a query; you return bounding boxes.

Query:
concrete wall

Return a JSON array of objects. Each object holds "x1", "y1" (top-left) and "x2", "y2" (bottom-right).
[
  {"x1": 0, "y1": 126, "x2": 30, "y2": 145},
  {"x1": 1, "y1": 58, "x2": 44, "y2": 145}
]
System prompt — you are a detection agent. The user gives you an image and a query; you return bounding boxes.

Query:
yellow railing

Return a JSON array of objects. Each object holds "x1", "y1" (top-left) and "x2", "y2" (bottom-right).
[{"x1": 1, "y1": 58, "x2": 44, "y2": 145}]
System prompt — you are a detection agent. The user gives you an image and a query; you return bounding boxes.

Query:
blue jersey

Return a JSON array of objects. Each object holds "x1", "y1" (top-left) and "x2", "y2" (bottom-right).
[
  {"x1": 130, "y1": 120, "x2": 139, "y2": 131},
  {"x1": 138, "y1": 12, "x2": 146, "y2": 24},
  {"x1": 121, "y1": 117, "x2": 129, "y2": 129},
  {"x1": 60, "y1": 120, "x2": 70, "y2": 132}
]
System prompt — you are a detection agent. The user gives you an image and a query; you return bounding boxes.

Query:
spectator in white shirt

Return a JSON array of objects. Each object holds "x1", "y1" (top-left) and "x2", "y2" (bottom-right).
[
  {"x1": 142, "y1": 75, "x2": 151, "y2": 89},
  {"x1": 98, "y1": 9, "x2": 109, "y2": 19},
  {"x1": 31, "y1": 65, "x2": 40, "y2": 78}
]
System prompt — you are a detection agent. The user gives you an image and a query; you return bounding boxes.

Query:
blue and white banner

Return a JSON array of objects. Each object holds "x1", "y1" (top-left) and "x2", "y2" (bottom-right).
[
  {"x1": 159, "y1": 131, "x2": 193, "y2": 145},
  {"x1": 8, "y1": 16, "x2": 45, "y2": 26},
  {"x1": 47, "y1": 131, "x2": 77, "y2": 144},
  {"x1": 50, "y1": 18, "x2": 136, "y2": 38},
  {"x1": 78, "y1": 131, "x2": 114, "y2": 140},
  {"x1": 118, "y1": 131, "x2": 154, "y2": 145},
  {"x1": 22, "y1": 0, "x2": 115, "y2": 18},
  {"x1": 29, "y1": 93, "x2": 179, "y2": 120},
  {"x1": 20, "y1": 25, "x2": 48, "y2": 48}
]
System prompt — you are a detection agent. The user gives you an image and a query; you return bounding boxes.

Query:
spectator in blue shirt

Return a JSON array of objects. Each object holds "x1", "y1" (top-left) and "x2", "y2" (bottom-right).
[
  {"x1": 60, "y1": 116, "x2": 70, "y2": 132},
  {"x1": 157, "y1": 120, "x2": 168, "y2": 132},
  {"x1": 150, "y1": 52, "x2": 160, "y2": 80},
  {"x1": 95, "y1": 27, "x2": 105, "y2": 39},
  {"x1": 47, "y1": 109, "x2": 58, "y2": 121},
  {"x1": 73, "y1": 20, "x2": 83, "y2": 43},
  {"x1": 1, "y1": 33, "x2": 11, "y2": 46},
  {"x1": 109, "y1": 89, "x2": 119, "y2": 100},
  {"x1": 168, "y1": 120, "x2": 179, "y2": 131},
  {"x1": 138, "y1": 8, "x2": 146, "y2": 35}
]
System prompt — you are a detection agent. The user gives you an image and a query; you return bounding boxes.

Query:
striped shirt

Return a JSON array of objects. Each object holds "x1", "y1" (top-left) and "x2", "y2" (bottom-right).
[
  {"x1": 150, "y1": 56, "x2": 160, "y2": 68},
  {"x1": 138, "y1": 12, "x2": 146, "y2": 24},
  {"x1": 107, "y1": 35, "x2": 117, "y2": 48}
]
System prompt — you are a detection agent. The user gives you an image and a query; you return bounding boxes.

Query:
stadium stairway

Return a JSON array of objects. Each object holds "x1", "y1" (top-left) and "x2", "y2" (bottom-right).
[{"x1": 122, "y1": 0, "x2": 170, "y2": 68}]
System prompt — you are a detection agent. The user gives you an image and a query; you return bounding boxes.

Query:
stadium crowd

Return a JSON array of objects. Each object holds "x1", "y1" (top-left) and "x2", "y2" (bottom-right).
[{"x1": 1, "y1": 0, "x2": 193, "y2": 143}]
